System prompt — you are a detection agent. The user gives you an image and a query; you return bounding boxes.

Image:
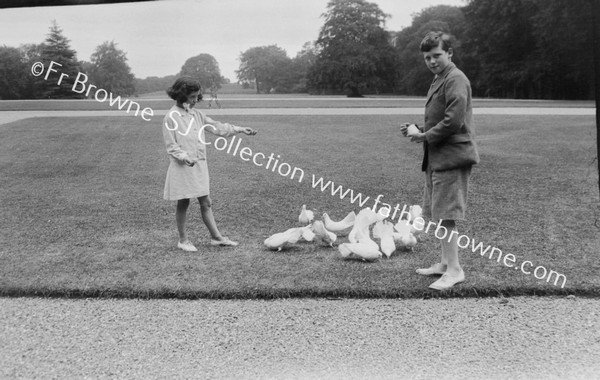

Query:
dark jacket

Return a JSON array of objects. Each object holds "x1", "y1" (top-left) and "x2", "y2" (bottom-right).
[{"x1": 421, "y1": 62, "x2": 480, "y2": 172}]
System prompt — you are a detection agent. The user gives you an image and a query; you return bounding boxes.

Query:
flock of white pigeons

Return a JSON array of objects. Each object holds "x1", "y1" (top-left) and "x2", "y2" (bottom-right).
[{"x1": 264, "y1": 204, "x2": 423, "y2": 262}]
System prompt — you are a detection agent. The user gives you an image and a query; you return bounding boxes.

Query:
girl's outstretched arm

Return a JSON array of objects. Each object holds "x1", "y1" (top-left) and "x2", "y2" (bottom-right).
[{"x1": 203, "y1": 113, "x2": 257, "y2": 137}]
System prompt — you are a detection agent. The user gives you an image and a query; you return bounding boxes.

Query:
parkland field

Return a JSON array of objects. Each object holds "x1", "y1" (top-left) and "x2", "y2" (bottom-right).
[{"x1": 0, "y1": 95, "x2": 598, "y2": 299}]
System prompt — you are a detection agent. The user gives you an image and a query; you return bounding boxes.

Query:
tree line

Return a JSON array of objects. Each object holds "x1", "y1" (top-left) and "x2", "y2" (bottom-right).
[
  {"x1": 0, "y1": 21, "x2": 137, "y2": 99},
  {"x1": 237, "y1": 0, "x2": 594, "y2": 99},
  {"x1": 0, "y1": 0, "x2": 595, "y2": 100}
]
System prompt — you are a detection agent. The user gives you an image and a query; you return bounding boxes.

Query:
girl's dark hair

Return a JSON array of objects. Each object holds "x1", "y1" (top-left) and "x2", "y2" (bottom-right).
[
  {"x1": 166, "y1": 77, "x2": 203, "y2": 103},
  {"x1": 420, "y1": 31, "x2": 452, "y2": 52}
]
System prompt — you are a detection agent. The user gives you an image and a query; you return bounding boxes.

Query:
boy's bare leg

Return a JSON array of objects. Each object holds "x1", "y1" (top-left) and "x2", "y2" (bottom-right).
[
  {"x1": 440, "y1": 228, "x2": 449, "y2": 267},
  {"x1": 417, "y1": 219, "x2": 463, "y2": 276},
  {"x1": 416, "y1": 217, "x2": 448, "y2": 275},
  {"x1": 440, "y1": 219, "x2": 462, "y2": 276},
  {"x1": 428, "y1": 219, "x2": 464, "y2": 289},
  {"x1": 416, "y1": 241, "x2": 446, "y2": 275}
]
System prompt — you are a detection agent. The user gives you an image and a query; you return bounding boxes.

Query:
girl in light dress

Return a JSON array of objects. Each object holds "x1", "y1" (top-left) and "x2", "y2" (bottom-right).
[{"x1": 163, "y1": 77, "x2": 257, "y2": 251}]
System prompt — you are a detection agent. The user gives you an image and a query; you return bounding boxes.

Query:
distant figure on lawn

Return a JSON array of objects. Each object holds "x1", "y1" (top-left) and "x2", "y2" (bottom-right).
[
  {"x1": 400, "y1": 31, "x2": 480, "y2": 290},
  {"x1": 162, "y1": 77, "x2": 257, "y2": 251},
  {"x1": 208, "y1": 84, "x2": 221, "y2": 109}
]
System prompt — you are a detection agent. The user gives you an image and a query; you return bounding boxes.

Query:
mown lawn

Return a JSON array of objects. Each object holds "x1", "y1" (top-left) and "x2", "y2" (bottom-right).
[
  {"x1": 0, "y1": 97, "x2": 593, "y2": 111},
  {"x1": 0, "y1": 113, "x2": 598, "y2": 298}
]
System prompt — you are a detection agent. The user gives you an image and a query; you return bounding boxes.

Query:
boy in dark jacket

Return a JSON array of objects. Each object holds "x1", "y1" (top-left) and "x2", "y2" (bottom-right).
[{"x1": 401, "y1": 31, "x2": 480, "y2": 290}]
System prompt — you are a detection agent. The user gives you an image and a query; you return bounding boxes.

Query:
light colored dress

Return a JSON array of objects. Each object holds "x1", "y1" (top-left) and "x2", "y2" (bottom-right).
[{"x1": 162, "y1": 105, "x2": 237, "y2": 200}]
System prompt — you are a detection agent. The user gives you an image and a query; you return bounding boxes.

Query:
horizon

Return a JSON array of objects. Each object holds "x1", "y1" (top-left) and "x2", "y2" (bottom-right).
[{"x1": 0, "y1": 0, "x2": 466, "y2": 81}]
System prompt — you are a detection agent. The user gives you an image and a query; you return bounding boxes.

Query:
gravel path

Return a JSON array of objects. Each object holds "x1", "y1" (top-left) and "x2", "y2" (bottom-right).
[{"x1": 1, "y1": 296, "x2": 599, "y2": 379}]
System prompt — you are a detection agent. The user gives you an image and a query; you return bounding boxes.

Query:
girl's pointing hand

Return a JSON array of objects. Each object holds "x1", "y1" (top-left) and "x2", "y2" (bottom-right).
[{"x1": 235, "y1": 126, "x2": 257, "y2": 135}]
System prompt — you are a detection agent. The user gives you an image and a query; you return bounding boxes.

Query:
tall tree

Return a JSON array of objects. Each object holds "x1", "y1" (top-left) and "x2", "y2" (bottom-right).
[
  {"x1": 307, "y1": 0, "x2": 398, "y2": 96},
  {"x1": 0, "y1": 46, "x2": 27, "y2": 99},
  {"x1": 236, "y1": 45, "x2": 292, "y2": 93},
  {"x1": 529, "y1": 0, "x2": 593, "y2": 99},
  {"x1": 40, "y1": 20, "x2": 82, "y2": 98},
  {"x1": 88, "y1": 41, "x2": 135, "y2": 97},
  {"x1": 392, "y1": 5, "x2": 466, "y2": 95},
  {"x1": 462, "y1": 0, "x2": 539, "y2": 98},
  {"x1": 135, "y1": 74, "x2": 177, "y2": 95},
  {"x1": 18, "y1": 43, "x2": 44, "y2": 99},
  {"x1": 179, "y1": 53, "x2": 223, "y2": 92},
  {"x1": 289, "y1": 41, "x2": 319, "y2": 93}
]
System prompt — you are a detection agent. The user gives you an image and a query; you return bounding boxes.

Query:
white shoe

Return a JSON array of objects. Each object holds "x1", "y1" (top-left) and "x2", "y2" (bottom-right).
[
  {"x1": 210, "y1": 237, "x2": 238, "y2": 247},
  {"x1": 428, "y1": 270, "x2": 465, "y2": 290},
  {"x1": 177, "y1": 241, "x2": 198, "y2": 252},
  {"x1": 416, "y1": 264, "x2": 446, "y2": 276}
]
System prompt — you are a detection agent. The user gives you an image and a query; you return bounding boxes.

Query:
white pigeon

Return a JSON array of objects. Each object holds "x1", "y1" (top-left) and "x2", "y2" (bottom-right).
[
  {"x1": 312, "y1": 220, "x2": 337, "y2": 247},
  {"x1": 409, "y1": 205, "x2": 423, "y2": 220},
  {"x1": 408, "y1": 205, "x2": 424, "y2": 236},
  {"x1": 392, "y1": 231, "x2": 418, "y2": 251},
  {"x1": 374, "y1": 220, "x2": 396, "y2": 258},
  {"x1": 400, "y1": 232, "x2": 417, "y2": 250},
  {"x1": 338, "y1": 235, "x2": 382, "y2": 262},
  {"x1": 348, "y1": 207, "x2": 383, "y2": 243},
  {"x1": 298, "y1": 204, "x2": 314, "y2": 224},
  {"x1": 393, "y1": 217, "x2": 418, "y2": 251},
  {"x1": 348, "y1": 222, "x2": 367, "y2": 244},
  {"x1": 264, "y1": 227, "x2": 304, "y2": 251},
  {"x1": 394, "y1": 219, "x2": 413, "y2": 236},
  {"x1": 375, "y1": 206, "x2": 391, "y2": 220},
  {"x1": 409, "y1": 224, "x2": 421, "y2": 237},
  {"x1": 372, "y1": 220, "x2": 385, "y2": 239},
  {"x1": 300, "y1": 224, "x2": 315, "y2": 242},
  {"x1": 322, "y1": 211, "x2": 356, "y2": 234}
]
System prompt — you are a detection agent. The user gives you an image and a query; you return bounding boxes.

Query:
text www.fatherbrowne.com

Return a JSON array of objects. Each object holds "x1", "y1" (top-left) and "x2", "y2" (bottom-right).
[
  {"x1": 164, "y1": 111, "x2": 567, "y2": 289},
  {"x1": 188, "y1": 124, "x2": 568, "y2": 288}
]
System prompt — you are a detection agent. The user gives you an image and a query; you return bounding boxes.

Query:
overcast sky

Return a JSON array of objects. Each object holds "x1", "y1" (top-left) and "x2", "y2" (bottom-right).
[{"x1": 0, "y1": 0, "x2": 466, "y2": 80}]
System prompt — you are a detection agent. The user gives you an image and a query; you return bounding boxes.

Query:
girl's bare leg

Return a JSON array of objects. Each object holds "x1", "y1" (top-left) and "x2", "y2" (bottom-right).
[
  {"x1": 198, "y1": 195, "x2": 222, "y2": 240},
  {"x1": 176, "y1": 199, "x2": 191, "y2": 243}
]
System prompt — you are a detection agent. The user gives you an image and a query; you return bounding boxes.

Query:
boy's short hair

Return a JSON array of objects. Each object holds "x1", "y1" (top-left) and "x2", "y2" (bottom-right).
[
  {"x1": 166, "y1": 77, "x2": 203, "y2": 103},
  {"x1": 420, "y1": 31, "x2": 452, "y2": 52}
]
